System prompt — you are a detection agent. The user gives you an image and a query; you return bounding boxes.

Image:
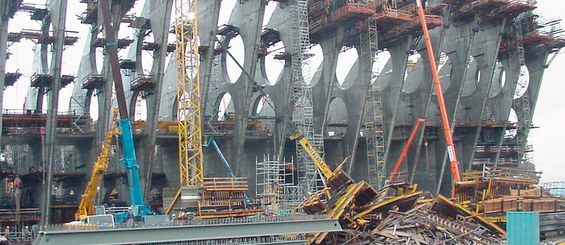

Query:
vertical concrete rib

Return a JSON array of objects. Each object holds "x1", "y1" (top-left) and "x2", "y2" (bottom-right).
[
  {"x1": 199, "y1": 1, "x2": 221, "y2": 118},
  {"x1": 382, "y1": 37, "x2": 412, "y2": 165},
  {"x1": 404, "y1": 26, "x2": 445, "y2": 185},
  {"x1": 430, "y1": 16, "x2": 479, "y2": 193},
  {"x1": 43, "y1": 0, "x2": 68, "y2": 227},
  {"x1": 0, "y1": 3, "x2": 10, "y2": 147},
  {"x1": 437, "y1": 19, "x2": 506, "y2": 193},
  {"x1": 489, "y1": 22, "x2": 523, "y2": 167},
  {"x1": 225, "y1": 1, "x2": 265, "y2": 174},
  {"x1": 140, "y1": 0, "x2": 174, "y2": 202}
]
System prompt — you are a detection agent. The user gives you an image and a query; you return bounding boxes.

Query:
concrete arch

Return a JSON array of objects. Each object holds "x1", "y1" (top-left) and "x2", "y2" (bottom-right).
[
  {"x1": 251, "y1": 94, "x2": 274, "y2": 116},
  {"x1": 403, "y1": 54, "x2": 423, "y2": 94},
  {"x1": 128, "y1": 91, "x2": 147, "y2": 121},
  {"x1": 326, "y1": 97, "x2": 348, "y2": 137},
  {"x1": 251, "y1": 94, "x2": 275, "y2": 135},
  {"x1": 375, "y1": 50, "x2": 392, "y2": 89},
  {"x1": 215, "y1": 92, "x2": 235, "y2": 120}
]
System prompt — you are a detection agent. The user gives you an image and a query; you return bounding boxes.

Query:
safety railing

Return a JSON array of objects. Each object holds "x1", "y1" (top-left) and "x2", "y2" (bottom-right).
[{"x1": 45, "y1": 214, "x2": 329, "y2": 231}]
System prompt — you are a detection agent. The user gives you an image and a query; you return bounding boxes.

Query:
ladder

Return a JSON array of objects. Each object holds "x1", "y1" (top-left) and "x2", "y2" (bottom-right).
[
  {"x1": 512, "y1": 17, "x2": 531, "y2": 166},
  {"x1": 362, "y1": 13, "x2": 386, "y2": 188},
  {"x1": 292, "y1": 0, "x2": 324, "y2": 195}
]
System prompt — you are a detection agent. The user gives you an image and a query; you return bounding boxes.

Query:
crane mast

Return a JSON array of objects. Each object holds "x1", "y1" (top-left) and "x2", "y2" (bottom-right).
[{"x1": 166, "y1": 0, "x2": 203, "y2": 213}]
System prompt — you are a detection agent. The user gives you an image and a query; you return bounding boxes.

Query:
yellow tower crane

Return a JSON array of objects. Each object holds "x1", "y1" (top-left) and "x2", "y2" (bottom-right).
[
  {"x1": 166, "y1": 0, "x2": 203, "y2": 214},
  {"x1": 75, "y1": 109, "x2": 119, "y2": 221}
]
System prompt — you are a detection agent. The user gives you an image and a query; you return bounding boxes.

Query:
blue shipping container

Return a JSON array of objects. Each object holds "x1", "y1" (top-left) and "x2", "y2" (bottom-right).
[{"x1": 507, "y1": 211, "x2": 540, "y2": 245}]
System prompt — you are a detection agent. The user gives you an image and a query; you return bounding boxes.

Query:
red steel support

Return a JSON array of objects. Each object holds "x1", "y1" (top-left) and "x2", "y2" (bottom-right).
[
  {"x1": 388, "y1": 118, "x2": 426, "y2": 183},
  {"x1": 415, "y1": 0, "x2": 462, "y2": 193}
]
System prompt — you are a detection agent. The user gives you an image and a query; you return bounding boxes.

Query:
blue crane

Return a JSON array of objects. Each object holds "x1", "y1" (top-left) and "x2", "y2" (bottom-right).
[
  {"x1": 204, "y1": 136, "x2": 251, "y2": 205},
  {"x1": 99, "y1": 0, "x2": 150, "y2": 221}
]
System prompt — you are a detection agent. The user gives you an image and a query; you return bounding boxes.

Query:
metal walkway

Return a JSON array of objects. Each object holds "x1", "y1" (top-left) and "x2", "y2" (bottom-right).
[{"x1": 34, "y1": 215, "x2": 341, "y2": 245}]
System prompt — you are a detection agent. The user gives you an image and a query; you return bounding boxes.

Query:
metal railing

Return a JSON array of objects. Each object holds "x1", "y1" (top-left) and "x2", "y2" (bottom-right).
[{"x1": 45, "y1": 214, "x2": 329, "y2": 231}]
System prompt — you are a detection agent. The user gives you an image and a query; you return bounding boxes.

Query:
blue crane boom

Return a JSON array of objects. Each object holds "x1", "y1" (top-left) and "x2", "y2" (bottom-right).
[
  {"x1": 204, "y1": 136, "x2": 251, "y2": 205},
  {"x1": 99, "y1": 0, "x2": 149, "y2": 218}
]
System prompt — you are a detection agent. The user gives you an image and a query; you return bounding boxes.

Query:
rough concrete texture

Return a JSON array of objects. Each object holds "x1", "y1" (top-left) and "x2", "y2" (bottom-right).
[{"x1": 0, "y1": 0, "x2": 560, "y2": 205}]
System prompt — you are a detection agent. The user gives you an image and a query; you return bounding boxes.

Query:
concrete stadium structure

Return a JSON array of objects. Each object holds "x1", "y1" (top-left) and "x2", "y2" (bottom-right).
[{"x1": 0, "y1": 0, "x2": 563, "y2": 225}]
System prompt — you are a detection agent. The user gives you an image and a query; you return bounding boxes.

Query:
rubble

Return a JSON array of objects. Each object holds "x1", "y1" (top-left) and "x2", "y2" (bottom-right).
[{"x1": 300, "y1": 182, "x2": 506, "y2": 244}]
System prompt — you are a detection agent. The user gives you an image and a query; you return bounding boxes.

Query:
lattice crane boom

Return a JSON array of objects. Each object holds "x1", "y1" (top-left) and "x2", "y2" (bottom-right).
[
  {"x1": 75, "y1": 109, "x2": 119, "y2": 221},
  {"x1": 175, "y1": 0, "x2": 203, "y2": 187},
  {"x1": 166, "y1": 0, "x2": 203, "y2": 214}
]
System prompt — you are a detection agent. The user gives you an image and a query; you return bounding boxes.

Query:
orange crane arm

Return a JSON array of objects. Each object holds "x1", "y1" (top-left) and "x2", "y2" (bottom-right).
[
  {"x1": 415, "y1": 0, "x2": 462, "y2": 187},
  {"x1": 388, "y1": 118, "x2": 426, "y2": 183}
]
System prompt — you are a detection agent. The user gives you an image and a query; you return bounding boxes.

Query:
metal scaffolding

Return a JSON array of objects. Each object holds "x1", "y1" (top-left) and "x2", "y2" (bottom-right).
[
  {"x1": 512, "y1": 15, "x2": 532, "y2": 168},
  {"x1": 362, "y1": 3, "x2": 386, "y2": 188},
  {"x1": 292, "y1": 0, "x2": 324, "y2": 196},
  {"x1": 255, "y1": 155, "x2": 299, "y2": 211}
]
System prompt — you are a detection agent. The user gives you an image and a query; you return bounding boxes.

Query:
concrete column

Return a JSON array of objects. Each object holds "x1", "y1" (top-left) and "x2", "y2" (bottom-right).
[
  {"x1": 43, "y1": 0, "x2": 68, "y2": 227},
  {"x1": 199, "y1": 1, "x2": 221, "y2": 117},
  {"x1": 139, "y1": 0, "x2": 174, "y2": 204},
  {"x1": 0, "y1": 7, "x2": 9, "y2": 146},
  {"x1": 400, "y1": 26, "x2": 444, "y2": 183},
  {"x1": 489, "y1": 44, "x2": 522, "y2": 166},
  {"x1": 224, "y1": 1, "x2": 266, "y2": 174},
  {"x1": 382, "y1": 37, "x2": 412, "y2": 165}
]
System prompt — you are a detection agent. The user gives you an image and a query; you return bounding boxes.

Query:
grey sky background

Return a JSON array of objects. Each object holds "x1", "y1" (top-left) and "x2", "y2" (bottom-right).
[{"x1": 2, "y1": 0, "x2": 563, "y2": 182}]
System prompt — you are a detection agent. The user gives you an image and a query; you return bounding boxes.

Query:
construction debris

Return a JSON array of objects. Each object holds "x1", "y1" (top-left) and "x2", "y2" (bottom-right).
[{"x1": 297, "y1": 181, "x2": 507, "y2": 244}]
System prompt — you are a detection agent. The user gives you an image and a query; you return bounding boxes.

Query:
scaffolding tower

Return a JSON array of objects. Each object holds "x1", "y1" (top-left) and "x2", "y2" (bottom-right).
[
  {"x1": 362, "y1": 2, "x2": 386, "y2": 188},
  {"x1": 255, "y1": 155, "x2": 298, "y2": 211},
  {"x1": 512, "y1": 15, "x2": 532, "y2": 168},
  {"x1": 291, "y1": 0, "x2": 324, "y2": 195}
]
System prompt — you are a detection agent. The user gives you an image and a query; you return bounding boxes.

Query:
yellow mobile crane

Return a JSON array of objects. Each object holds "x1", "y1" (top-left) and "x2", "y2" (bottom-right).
[
  {"x1": 290, "y1": 130, "x2": 379, "y2": 244},
  {"x1": 75, "y1": 109, "x2": 119, "y2": 221}
]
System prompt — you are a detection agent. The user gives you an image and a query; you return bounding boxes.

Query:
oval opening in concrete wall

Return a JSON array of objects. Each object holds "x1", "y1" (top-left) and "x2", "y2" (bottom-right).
[
  {"x1": 264, "y1": 41, "x2": 285, "y2": 85},
  {"x1": 132, "y1": 96, "x2": 147, "y2": 121},
  {"x1": 514, "y1": 65, "x2": 530, "y2": 99},
  {"x1": 263, "y1": 1, "x2": 277, "y2": 27},
  {"x1": 226, "y1": 35, "x2": 245, "y2": 83},
  {"x1": 217, "y1": 92, "x2": 234, "y2": 120},
  {"x1": 336, "y1": 47, "x2": 358, "y2": 87},
  {"x1": 304, "y1": 44, "x2": 323, "y2": 85},
  {"x1": 327, "y1": 97, "x2": 348, "y2": 137},
  {"x1": 89, "y1": 96, "x2": 99, "y2": 121}
]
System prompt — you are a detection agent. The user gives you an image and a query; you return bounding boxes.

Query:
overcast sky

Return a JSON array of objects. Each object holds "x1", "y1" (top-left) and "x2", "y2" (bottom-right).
[{"x1": 2, "y1": 0, "x2": 563, "y2": 182}]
